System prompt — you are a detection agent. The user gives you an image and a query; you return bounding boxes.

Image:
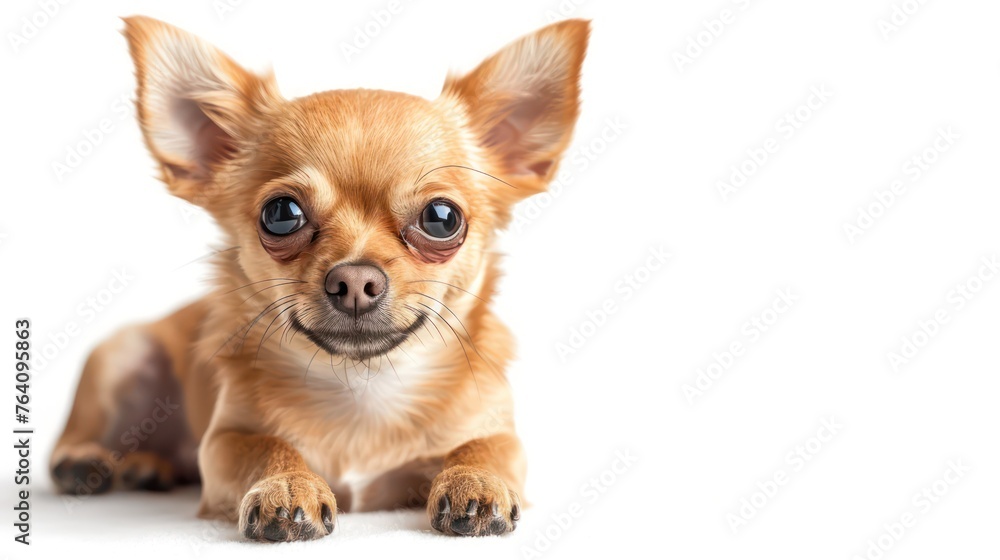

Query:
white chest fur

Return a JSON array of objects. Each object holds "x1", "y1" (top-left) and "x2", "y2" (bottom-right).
[{"x1": 291, "y1": 346, "x2": 442, "y2": 510}]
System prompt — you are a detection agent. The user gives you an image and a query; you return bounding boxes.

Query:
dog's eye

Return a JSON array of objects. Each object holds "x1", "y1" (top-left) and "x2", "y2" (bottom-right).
[
  {"x1": 261, "y1": 197, "x2": 307, "y2": 236},
  {"x1": 402, "y1": 199, "x2": 467, "y2": 264},
  {"x1": 257, "y1": 196, "x2": 315, "y2": 262},
  {"x1": 420, "y1": 200, "x2": 462, "y2": 239}
]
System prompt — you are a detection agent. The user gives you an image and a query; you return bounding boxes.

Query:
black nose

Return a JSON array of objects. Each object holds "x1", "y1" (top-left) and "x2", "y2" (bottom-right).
[{"x1": 325, "y1": 263, "x2": 388, "y2": 316}]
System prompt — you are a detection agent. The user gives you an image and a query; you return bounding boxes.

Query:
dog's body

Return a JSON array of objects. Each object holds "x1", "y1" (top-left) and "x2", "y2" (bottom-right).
[{"x1": 50, "y1": 17, "x2": 587, "y2": 541}]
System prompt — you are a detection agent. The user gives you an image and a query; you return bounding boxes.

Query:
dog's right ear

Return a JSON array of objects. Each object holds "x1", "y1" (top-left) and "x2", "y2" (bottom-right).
[{"x1": 122, "y1": 16, "x2": 280, "y2": 204}]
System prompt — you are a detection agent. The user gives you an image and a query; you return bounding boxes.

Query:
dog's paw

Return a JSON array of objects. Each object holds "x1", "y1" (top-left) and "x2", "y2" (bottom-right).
[
  {"x1": 238, "y1": 471, "x2": 336, "y2": 542},
  {"x1": 427, "y1": 466, "x2": 520, "y2": 536},
  {"x1": 119, "y1": 451, "x2": 175, "y2": 492},
  {"x1": 51, "y1": 443, "x2": 115, "y2": 495}
]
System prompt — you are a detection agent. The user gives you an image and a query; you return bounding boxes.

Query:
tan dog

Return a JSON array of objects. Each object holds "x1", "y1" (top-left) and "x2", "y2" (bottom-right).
[{"x1": 50, "y1": 16, "x2": 588, "y2": 541}]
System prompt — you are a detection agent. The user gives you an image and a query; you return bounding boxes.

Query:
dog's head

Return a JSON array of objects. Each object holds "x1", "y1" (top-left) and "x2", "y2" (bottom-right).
[{"x1": 123, "y1": 16, "x2": 588, "y2": 360}]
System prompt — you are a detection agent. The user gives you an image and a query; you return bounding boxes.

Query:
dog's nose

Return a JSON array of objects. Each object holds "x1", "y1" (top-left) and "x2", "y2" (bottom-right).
[{"x1": 325, "y1": 263, "x2": 388, "y2": 316}]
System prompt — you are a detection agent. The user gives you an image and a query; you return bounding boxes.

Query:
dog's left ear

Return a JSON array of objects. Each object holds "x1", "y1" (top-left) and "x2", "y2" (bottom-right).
[{"x1": 443, "y1": 20, "x2": 589, "y2": 196}]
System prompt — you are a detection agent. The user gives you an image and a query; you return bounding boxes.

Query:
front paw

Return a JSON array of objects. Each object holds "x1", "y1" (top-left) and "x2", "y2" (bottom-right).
[
  {"x1": 427, "y1": 466, "x2": 520, "y2": 536},
  {"x1": 238, "y1": 471, "x2": 336, "y2": 542}
]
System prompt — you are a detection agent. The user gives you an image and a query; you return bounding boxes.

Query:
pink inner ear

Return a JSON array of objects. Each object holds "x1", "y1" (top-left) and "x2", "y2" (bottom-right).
[
  {"x1": 484, "y1": 119, "x2": 521, "y2": 154},
  {"x1": 168, "y1": 98, "x2": 236, "y2": 177},
  {"x1": 196, "y1": 118, "x2": 236, "y2": 168},
  {"x1": 527, "y1": 159, "x2": 553, "y2": 177},
  {"x1": 483, "y1": 96, "x2": 557, "y2": 177}
]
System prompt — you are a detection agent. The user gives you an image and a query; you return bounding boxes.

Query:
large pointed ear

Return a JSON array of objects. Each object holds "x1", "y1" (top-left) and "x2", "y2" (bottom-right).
[
  {"x1": 443, "y1": 20, "x2": 589, "y2": 193},
  {"x1": 122, "y1": 16, "x2": 280, "y2": 204}
]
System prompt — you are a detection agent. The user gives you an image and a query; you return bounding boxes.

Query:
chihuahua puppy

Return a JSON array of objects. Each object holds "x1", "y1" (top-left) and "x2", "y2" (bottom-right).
[{"x1": 50, "y1": 16, "x2": 587, "y2": 541}]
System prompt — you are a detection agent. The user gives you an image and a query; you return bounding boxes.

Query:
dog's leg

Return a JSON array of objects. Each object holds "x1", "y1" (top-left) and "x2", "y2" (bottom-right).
[
  {"x1": 50, "y1": 305, "x2": 204, "y2": 494},
  {"x1": 427, "y1": 433, "x2": 525, "y2": 536},
  {"x1": 199, "y1": 431, "x2": 337, "y2": 542},
  {"x1": 49, "y1": 335, "x2": 121, "y2": 494},
  {"x1": 50, "y1": 329, "x2": 187, "y2": 493}
]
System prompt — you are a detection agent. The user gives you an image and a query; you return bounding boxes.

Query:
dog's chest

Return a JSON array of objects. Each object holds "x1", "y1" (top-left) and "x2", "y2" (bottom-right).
[{"x1": 274, "y1": 356, "x2": 455, "y2": 501}]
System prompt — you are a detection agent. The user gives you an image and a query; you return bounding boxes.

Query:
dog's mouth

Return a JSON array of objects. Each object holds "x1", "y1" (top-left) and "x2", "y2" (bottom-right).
[{"x1": 291, "y1": 313, "x2": 426, "y2": 361}]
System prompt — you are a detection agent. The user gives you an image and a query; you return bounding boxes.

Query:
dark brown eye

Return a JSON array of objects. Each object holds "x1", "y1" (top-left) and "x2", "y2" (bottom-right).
[
  {"x1": 261, "y1": 197, "x2": 307, "y2": 235},
  {"x1": 258, "y1": 196, "x2": 315, "y2": 261},
  {"x1": 420, "y1": 200, "x2": 461, "y2": 239},
  {"x1": 403, "y1": 199, "x2": 467, "y2": 263}
]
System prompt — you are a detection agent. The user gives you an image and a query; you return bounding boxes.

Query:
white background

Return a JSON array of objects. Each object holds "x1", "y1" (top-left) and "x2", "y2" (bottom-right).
[{"x1": 2, "y1": 0, "x2": 1000, "y2": 558}]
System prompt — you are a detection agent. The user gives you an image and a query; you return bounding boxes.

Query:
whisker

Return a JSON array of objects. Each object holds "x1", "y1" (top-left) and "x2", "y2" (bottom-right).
[
  {"x1": 209, "y1": 292, "x2": 299, "y2": 360},
  {"x1": 304, "y1": 347, "x2": 322, "y2": 381},
  {"x1": 410, "y1": 328, "x2": 427, "y2": 348},
  {"x1": 415, "y1": 292, "x2": 504, "y2": 380},
  {"x1": 385, "y1": 353, "x2": 403, "y2": 386},
  {"x1": 417, "y1": 164, "x2": 517, "y2": 190},
  {"x1": 235, "y1": 293, "x2": 301, "y2": 353},
  {"x1": 416, "y1": 301, "x2": 481, "y2": 401},
  {"x1": 223, "y1": 277, "x2": 306, "y2": 295},
  {"x1": 254, "y1": 301, "x2": 300, "y2": 365},
  {"x1": 395, "y1": 342, "x2": 417, "y2": 365},
  {"x1": 238, "y1": 281, "x2": 306, "y2": 305},
  {"x1": 172, "y1": 246, "x2": 240, "y2": 272},
  {"x1": 278, "y1": 313, "x2": 297, "y2": 348},
  {"x1": 358, "y1": 357, "x2": 374, "y2": 398},
  {"x1": 422, "y1": 318, "x2": 440, "y2": 344},
  {"x1": 406, "y1": 279, "x2": 486, "y2": 303},
  {"x1": 328, "y1": 353, "x2": 352, "y2": 395},
  {"x1": 404, "y1": 304, "x2": 445, "y2": 347},
  {"x1": 338, "y1": 355, "x2": 357, "y2": 402}
]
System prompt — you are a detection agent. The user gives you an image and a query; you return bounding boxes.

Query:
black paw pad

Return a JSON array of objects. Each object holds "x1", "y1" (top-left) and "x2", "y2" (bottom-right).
[
  {"x1": 121, "y1": 467, "x2": 173, "y2": 492},
  {"x1": 52, "y1": 458, "x2": 113, "y2": 495},
  {"x1": 321, "y1": 504, "x2": 335, "y2": 534},
  {"x1": 450, "y1": 514, "x2": 476, "y2": 535},
  {"x1": 487, "y1": 516, "x2": 509, "y2": 535},
  {"x1": 262, "y1": 520, "x2": 288, "y2": 542},
  {"x1": 431, "y1": 495, "x2": 450, "y2": 531},
  {"x1": 242, "y1": 505, "x2": 261, "y2": 539},
  {"x1": 450, "y1": 499, "x2": 479, "y2": 534}
]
